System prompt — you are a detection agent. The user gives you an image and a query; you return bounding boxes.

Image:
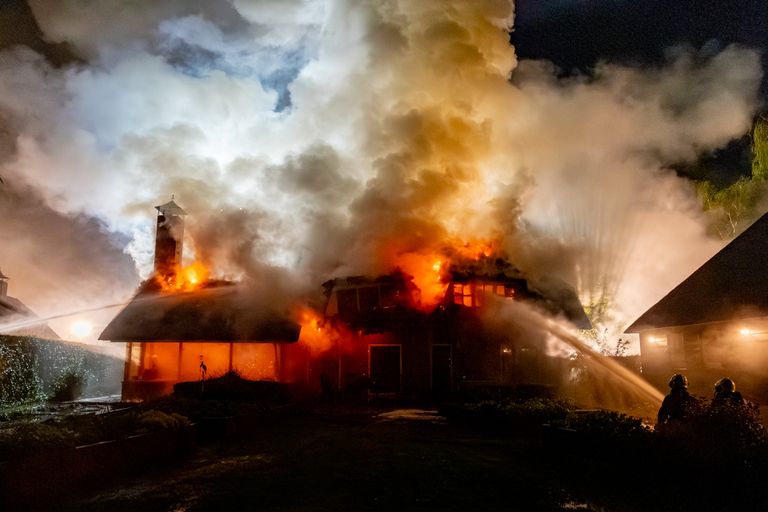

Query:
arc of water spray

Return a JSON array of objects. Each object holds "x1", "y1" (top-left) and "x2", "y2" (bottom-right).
[{"x1": 527, "y1": 308, "x2": 665, "y2": 405}]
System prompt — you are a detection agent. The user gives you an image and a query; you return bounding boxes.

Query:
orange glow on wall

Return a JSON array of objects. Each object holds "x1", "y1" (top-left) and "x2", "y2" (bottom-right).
[
  {"x1": 140, "y1": 342, "x2": 180, "y2": 380},
  {"x1": 233, "y1": 344, "x2": 277, "y2": 380},
  {"x1": 128, "y1": 340, "x2": 280, "y2": 385},
  {"x1": 179, "y1": 342, "x2": 231, "y2": 380}
]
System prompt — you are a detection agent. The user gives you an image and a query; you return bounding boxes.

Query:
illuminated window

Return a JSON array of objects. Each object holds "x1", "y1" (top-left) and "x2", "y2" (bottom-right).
[
  {"x1": 453, "y1": 284, "x2": 473, "y2": 307},
  {"x1": 647, "y1": 335, "x2": 668, "y2": 348},
  {"x1": 453, "y1": 282, "x2": 517, "y2": 307}
]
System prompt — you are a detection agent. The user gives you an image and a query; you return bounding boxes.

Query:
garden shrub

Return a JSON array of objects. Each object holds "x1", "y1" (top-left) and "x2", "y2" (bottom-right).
[
  {"x1": 0, "y1": 335, "x2": 123, "y2": 408},
  {"x1": 0, "y1": 423, "x2": 76, "y2": 461},
  {"x1": 656, "y1": 397, "x2": 768, "y2": 465},
  {"x1": 444, "y1": 397, "x2": 572, "y2": 433},
  {"x1": 135, "y1": 409, "x2": 191, "y2": 433},
  {"x1": 0, "y1": 340, "x2": 45, "y2": 406},
  {"x1": 50, "y1": 371, "x2": 86, "y2": 402},
  {"x1": 172, "y1": 370, "x2": 291, "y2": 404},
  {"x1": 559, "y1": 409, "x2": 651, "y2": 441}
]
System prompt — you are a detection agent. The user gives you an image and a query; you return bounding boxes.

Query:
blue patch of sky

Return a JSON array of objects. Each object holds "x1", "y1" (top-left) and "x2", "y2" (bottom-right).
[{"x1": 159, "y1": 37, "x2": 312, "y2": 112}]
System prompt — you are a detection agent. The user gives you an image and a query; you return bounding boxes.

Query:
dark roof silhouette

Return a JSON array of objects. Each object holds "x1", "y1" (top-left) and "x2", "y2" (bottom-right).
[
  {"x1": 0, "y1": 295, "x2": 61, "y2": 339},
  {"x1": 626, "y1": 212, "x2": 768, "y2": 333},
  {"x1": 154, "y1": 199, "x2": 187, "y2": 216},
  {"x1": 99, "y1": 281, "x2": 300, "y2": 343}
]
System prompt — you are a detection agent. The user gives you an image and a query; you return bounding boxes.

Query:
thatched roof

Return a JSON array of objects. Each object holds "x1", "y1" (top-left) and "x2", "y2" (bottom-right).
[
  {"x1": 99, "y1": 281, "x2": 300, "y2": 343},
  {"x1": 0, "y1": 295, "x2": 61, "y2": 339},
  {"x1": 625, "y1": 212, "x2": 768, "y2": 333}
]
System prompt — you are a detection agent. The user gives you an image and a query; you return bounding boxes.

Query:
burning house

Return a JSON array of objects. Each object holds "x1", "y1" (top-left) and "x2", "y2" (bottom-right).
[
  {"x1": 99, "y1": 200, "x2": 302, "y2": 399},
  {"x1": 312, "y1": 261, "x2": 590, "y2": 400},
  {"x1": 626, "y1": 211, "x2": 768, "y2": 398},
  {"x1": 101, "y1": 200, "x2": 591, "y2": 401},
  {"x1": 0, "y1": 268, "x2": 60, "y2": 339}
]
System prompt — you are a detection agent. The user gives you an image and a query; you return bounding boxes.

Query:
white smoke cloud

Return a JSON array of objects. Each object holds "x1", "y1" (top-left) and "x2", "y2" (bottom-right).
[{"x1": 0, "y1": 0, "x2": 763, "y2": 348}]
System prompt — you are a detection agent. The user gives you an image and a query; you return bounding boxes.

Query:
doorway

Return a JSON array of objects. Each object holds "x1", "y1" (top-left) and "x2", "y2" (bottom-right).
[
  {"x1": 369, "y1": 345, "x2": 401, "y2": 394},
  {"x1": 432, "y1": 344, "x2": 452, "y2": 396}
]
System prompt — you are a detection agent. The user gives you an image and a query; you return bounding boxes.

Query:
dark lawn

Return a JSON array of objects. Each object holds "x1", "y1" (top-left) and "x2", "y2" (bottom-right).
[
  {"x1": 55, "y1": 407, "x2": 580, "y2": 512},
  {"x1": 28, "y1": 406, "x2": 762, "y2": 512}
]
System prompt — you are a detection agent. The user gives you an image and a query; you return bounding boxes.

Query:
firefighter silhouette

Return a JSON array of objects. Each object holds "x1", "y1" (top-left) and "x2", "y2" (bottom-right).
[{"x1": 199, "y1": 356, "x2": 207, "y2": 380}]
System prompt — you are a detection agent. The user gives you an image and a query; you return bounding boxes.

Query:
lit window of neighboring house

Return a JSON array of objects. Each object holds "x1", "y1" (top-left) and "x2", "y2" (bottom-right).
[{"x1": 647, "y1": 335, "x2": 668, "y2": 349}]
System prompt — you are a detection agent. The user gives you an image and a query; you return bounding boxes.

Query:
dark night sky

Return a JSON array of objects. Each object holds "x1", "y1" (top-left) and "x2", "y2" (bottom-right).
[
  {"x1": 515, "y1": 0, "x2": 768, "y2": 186},
  {"x1": 515, "y1": 0, "x2": 767, "y2": 89}
]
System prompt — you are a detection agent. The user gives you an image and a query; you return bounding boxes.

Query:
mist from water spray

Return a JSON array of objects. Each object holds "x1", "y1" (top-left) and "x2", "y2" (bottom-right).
[{"x1": 484, "y1": 297, "x2": 664, "y2": 416}]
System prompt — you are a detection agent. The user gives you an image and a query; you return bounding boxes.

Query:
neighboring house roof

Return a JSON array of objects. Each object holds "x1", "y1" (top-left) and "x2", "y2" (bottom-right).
[
  {"x1": 99, "y1": 281, "x2": 300, "y2": 343},
  {"x1": 625, "y1": 211, "x2": 768, "y2": 333},
  {"x1": 0, "y1": 295, "x2": 61, "y2": 339}
]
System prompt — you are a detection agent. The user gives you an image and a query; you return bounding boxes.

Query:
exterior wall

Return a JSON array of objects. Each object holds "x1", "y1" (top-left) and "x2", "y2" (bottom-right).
[
  {"x1": 639, "y1": 317, "x2": 768, "y2": 400},
  {"x1": 307, "y1": 281, "x2": 567, "y2": 401},
  {"x1": 121, "y1": 340, "x2": 291, "y2": 400}
]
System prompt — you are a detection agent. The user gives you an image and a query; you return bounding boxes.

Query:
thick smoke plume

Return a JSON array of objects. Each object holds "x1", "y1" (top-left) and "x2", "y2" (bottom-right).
[{"x1": 0, "y1": 0, "x2": 762, "y2": 347}]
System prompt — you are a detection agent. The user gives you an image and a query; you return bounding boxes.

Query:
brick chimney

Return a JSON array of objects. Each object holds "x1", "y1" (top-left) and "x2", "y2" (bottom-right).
[{"x1": 153, "y1": 198, "x2": 187, "y2": 283}]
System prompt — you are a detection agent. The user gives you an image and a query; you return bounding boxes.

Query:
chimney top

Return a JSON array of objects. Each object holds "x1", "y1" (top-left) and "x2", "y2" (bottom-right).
[{"x1": 154, "y1": 198, "x2": 187, "y2": 217}]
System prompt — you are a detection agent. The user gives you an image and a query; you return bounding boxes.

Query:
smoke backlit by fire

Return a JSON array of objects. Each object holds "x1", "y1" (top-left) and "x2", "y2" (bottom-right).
[{"x1": 0, "y1": 1, "x2": 763, "y2": 351}]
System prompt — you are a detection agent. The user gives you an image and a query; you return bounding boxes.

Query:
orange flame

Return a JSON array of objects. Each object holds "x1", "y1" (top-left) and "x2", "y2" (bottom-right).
[
  {"x1": 157, "y1": 261, "x2": 210, "y2": 292},
  {"x1": 295, "y1": 305, "x2": 334, "y2": 353},
  {"x1": 450, "y1": 240, "x2": 496, "y2": 261},
  {"x1": 396, "y1": 252, "x2": 448, "y2": 312}
]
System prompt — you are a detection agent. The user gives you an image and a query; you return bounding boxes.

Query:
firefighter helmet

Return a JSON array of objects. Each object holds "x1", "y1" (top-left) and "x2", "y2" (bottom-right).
[
  {"x1": 669, "y1": 373, "x2": 688, "y2": 390},
  {"x1": 715, "y1": 377, "x2": 735, "y2": 394}
]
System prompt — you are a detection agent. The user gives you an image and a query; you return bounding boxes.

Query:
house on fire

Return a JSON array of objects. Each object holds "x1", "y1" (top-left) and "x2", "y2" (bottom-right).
[
  {"x1": 101, "y1": 199, "x2": 591, "y2": 400},
  {"x1": 99, "y1": 200, "x2": 302, "y2": 399},
  {"x1": 319, "y1": 267, "x2": 590, "y2": 399},
  {"x1": 626, "y1": 211, "x2": 768, "y2": 398}
]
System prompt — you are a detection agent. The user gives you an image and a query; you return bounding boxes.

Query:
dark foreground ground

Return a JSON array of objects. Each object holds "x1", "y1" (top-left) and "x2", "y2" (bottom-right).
[{"x1": 18, "y1": 406, "x2": 763, "y2": 512}]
